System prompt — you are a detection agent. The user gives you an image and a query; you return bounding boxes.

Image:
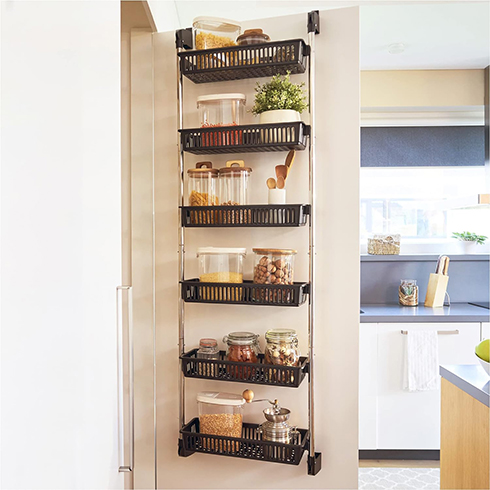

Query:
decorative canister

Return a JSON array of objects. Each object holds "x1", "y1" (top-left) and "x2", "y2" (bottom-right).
[{"x1": 399, "y1": 279, "x2": 418, "y2": 306}]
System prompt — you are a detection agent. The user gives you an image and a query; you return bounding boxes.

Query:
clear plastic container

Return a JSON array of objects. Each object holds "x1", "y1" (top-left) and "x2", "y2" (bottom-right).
[
  {"x1": 252, "y1": 248, "x2": 297, "y2": 285},
  {"x1": 197, "y1": 392, "x2": 244, "y2": 449},
  {"x1": 193, "y1": 17, "x2": 241, "y2": 50},
  {"x1": 187, "y1": 162, "x2": 219, "y2": 207},
  {"x1": 264, "y1": 328, "x2": 300, "y2": 367},
  {"x1": 197, "y1": 247, "x2": 246, "y2": 283},
  {"x1": 236, "y1": 29, "x2": 270, "y2": 45},
  {"x1": 197, "y1": 94, "x2": 246, "y2": 128},
  {"x1": 219, "y1": 160, "x2": 252, "y2": 206}
]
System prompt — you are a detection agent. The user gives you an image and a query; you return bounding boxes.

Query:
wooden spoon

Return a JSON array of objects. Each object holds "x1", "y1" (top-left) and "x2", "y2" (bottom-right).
[
  {"x1": 275, "y1": 165, "x2": 288, "y2": 181},
  {"x1": 285, "y1": 150, "x2": 296, "y2": 177},
  {"x1": 266, "y1": 177, "x2": 277, "y2": 189},
  {"x1": 276, "y1": 176, "x2": 285, "y2": 189}
]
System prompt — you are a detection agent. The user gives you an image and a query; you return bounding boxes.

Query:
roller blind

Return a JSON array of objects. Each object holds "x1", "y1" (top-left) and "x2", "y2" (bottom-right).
[{"x1": 361, "y1": 126, "x2": 485, "y2": 167}]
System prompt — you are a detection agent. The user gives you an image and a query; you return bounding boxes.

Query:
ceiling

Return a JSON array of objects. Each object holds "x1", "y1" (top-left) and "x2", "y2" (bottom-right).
[{"x1": 148, "y1": 1, "x2": 490, "y2": 70}]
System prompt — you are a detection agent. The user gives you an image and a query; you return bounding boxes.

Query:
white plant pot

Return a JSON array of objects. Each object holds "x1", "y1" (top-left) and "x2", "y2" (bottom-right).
[
  {"x1": 259, "y1": 109, "x2": 301, "y2": 124},
  {"x1": 461, "y1": 241, "x2": 479, "y2": 254}
]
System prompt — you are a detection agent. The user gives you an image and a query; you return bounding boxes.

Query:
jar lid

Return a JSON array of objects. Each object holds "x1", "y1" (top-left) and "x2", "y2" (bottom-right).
[
  {"x1": 223, "y1": 331, "x2": 259, "y2": 346},
  {"x1": 199, "y1": 338, "x2": 218, "y2": 348},
  {"x1": 197, "y1": 247, "x2": 246, "y2": 256},
  {"x1": 197, "y1": 93, "x2": 246, "y2": 103},
  {"x1": 236, "y1": 29, "x2": 270, "y2": 44},
  {"x1": 197, "y1": 391, "x2": 245, "y2": 406},
  {"x1": 252, "y1": 248, "x2": 297, "y2": 255},
  {"x1": 265, "y1": 328, "x2": 297, "y2": 341},
  {"x1": 192, "y1": 16, "x2": 241, "y2": 32},
  {"x1": 187, "y1": 162, "x2": 219, "y2": 177},
  {"x1": 219, "y1": 159, "x2": 252, "y2": 175}
]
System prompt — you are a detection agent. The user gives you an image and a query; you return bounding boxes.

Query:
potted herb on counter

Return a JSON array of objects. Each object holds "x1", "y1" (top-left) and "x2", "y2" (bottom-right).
[
  {"x1": 452, "y1": 231, "x2": 488, "y2": 254},
  {"x1": 251, "y1": 72, "x2": 308, "y2": 124}
]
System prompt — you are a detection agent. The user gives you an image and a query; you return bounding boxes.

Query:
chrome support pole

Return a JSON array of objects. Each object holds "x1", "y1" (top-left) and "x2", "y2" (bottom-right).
[
  {"x1": 307, "y1": 10, "x2": 321, "y2": 476},
  {"x1": 177, "y1": 47, "x2": 186, "y2": 430}
]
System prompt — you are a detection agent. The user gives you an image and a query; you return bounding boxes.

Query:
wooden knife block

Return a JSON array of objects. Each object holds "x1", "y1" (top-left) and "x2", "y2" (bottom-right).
[{"x1": 425, "y1": 273, "x2": 449, "y2": 308}]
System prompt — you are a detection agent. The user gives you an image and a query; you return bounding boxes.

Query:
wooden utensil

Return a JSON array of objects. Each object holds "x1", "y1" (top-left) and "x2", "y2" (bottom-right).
[
  {"x1": 275, "y1": 165, "x2": 288, "y2": 181},
  {"x1": 276, "y1": 176, "x2": 285, "y2": 189},
  {"x1": 285, "y1": 150, "x2": 296, "y2": 177},
  {"x1": 266, "y1": 177, "x2": 277, "y2": 189}
]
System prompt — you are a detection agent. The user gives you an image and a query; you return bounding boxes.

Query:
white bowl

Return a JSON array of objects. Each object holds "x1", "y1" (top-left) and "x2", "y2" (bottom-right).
[{"x1": 476, "y1": 354, "x2": 490, "y2": 375}]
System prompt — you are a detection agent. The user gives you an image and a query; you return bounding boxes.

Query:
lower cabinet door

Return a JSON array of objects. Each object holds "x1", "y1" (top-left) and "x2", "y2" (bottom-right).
[{"x1": 377, "y1": 322, "x2": 480, "y2": 450}]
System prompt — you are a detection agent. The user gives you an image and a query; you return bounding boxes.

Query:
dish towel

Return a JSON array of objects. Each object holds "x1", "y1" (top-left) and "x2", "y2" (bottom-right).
[{"x1": 403, "y1": 330, "x2": 440, "y2": 392}]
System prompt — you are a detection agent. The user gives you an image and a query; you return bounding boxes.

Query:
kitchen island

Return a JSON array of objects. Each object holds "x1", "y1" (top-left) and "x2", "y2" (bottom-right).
[{"x1": 440, "y1": 365, "x2": 489, "y2": 490}]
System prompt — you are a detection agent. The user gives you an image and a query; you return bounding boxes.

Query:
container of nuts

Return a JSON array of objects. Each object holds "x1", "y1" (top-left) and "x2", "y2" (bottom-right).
[
  {"x1": 252, "y1": 248, "x2": 296, "y2": 285},
  {"x1": 264, "y1": 329, "x2": 300, "y2": 367},
  {"x1": 197, "y1": 391, "x2": 245, "y2": 452}
]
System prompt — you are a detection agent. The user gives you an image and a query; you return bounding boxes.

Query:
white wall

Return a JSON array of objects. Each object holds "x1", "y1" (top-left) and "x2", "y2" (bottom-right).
[
  {"x1": 1, "y1": 2, "x2": 122, "y2": 489},
  {"x1": 154, "y1": 7, "x2": 359, "y2": 489}
]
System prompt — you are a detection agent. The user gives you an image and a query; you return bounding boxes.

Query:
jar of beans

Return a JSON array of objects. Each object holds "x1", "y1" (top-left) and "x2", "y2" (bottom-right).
[
  {"x1": 223, "y1": 331, "x2": 259, "y2": 380},
  {"x1": 264, "y1": 329, "x2": 300, "y2": 367},
  {"x1": 252, "y1": 248, "x2": 296, "y2": 285}
]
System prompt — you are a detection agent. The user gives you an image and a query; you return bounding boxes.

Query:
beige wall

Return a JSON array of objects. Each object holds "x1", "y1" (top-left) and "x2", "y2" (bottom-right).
[
  {"x1": 154, "y1": 7, "x2": 360, "y2": 489},
  {"x1": 361, "y1": 69, "x2": 485, "y2": 107}
]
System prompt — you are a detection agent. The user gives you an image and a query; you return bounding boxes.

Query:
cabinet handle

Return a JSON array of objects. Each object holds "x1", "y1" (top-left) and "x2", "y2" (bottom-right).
[
  {"x1": 117, "y1": 286, "x2": 134, "y2": 473},
  {"x1": 400, "y1": 329, "x2": 459, "y2": 336}
]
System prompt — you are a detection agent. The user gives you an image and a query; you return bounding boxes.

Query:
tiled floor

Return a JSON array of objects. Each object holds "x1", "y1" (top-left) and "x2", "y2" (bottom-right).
[{"x1": 359, "y1": 467, "x2": 440, "y2": 489}]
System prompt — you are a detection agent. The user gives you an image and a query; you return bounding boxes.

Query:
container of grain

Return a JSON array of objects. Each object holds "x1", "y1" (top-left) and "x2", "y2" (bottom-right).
[
  {"x1": 197, "y1": 247, "x2": 246, "y2": 283},
  {"x1": 197, "y1": 392, "x2": 245, "y2": 451},
  {"x1": 193, "y1": 17, "x2": 241, "y2": 50}
]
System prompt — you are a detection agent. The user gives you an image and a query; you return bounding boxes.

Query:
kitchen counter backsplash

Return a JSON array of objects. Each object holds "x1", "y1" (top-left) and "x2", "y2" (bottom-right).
[{"x1": 361, "y1": 254, "x2": 489, "y2": 304}]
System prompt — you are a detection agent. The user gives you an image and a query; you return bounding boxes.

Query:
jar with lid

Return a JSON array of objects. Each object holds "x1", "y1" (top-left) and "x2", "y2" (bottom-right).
[
  {"x1": 197, "y1": 338, "x2": 219, "y2": 360},
  {"x1": 264, "y1": 328, "x2": 300, "y2": 367},
  {"x1": 252, "y1": 248, "x2": 297, "y2": 285},
  {"x1": 193, "y1": 17, "x2": 241, "y2": 50},
  {"x1": 197, "y1": 391, "x2": 244, "y2": 451},
  {"x1": 197, "y1": 94, "x2": 246, "y2": 128},
  {"x1": 223, "y1": 331, "x2": 260, "y2": 380},
  {"x1": 236, "y1": 29, "x2": 270, "y2": 45},
  {"x1": 187, "y1": 162, "x2": 219, "y2": 207},
  {"x1": 219, "y1": 160, "x2": 252, "y2": 206}
]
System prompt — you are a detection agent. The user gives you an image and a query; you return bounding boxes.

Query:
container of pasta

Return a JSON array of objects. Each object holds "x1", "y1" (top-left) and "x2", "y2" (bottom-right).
[
  {"x1": 197, "y1": 247, "x2": 246, "y2": 283},
  {"x1": 193, "y1": 17, "x2": 241, "y2": 50},
  {"x1": 187, "y1": 162, "x2": 219, "y2": 207}
]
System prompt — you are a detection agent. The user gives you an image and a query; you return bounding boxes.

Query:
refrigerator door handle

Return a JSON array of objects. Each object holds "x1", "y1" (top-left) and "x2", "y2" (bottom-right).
[{"x1": 116, "y1": 285, "x2": 134, "y2": 473}]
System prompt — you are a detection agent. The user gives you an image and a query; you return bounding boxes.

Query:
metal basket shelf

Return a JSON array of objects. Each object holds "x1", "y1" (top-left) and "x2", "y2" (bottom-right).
[
  {"x1": 181, "y1": 204, "x2": 310, "y2": 228},
  {"x1": 179, "y1": 418, "x2": 309, "y2": 465},
  {"x1": 181, "y1": 279, "x2": 309, "y2": 307},
  {"x1": 178, "y1": 39, "x2": 309, "y2": 84},
  {"x1": 181, "y1": 349, "x2": 309, "y2": 387},
  {"x1": 179, "y1": 122, "x2": 309, "y2": 154}
]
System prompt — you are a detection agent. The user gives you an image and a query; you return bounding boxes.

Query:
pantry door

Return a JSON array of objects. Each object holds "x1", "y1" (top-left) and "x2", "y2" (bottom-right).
[{"x1": 153, "y1": 7, "x2": 360, "y2": 490}]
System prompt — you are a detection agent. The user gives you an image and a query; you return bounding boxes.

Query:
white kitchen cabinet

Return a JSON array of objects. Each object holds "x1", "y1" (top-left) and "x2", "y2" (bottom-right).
[
  {"x1": 359, "y1": 324, "x2": 378, "y2": 449},
  {"x1": 482, "y1": 322, "x2": 490, "y2": 340},
  {"x1": 376, "y1": 322, "x2": 480, "y2": 450}
]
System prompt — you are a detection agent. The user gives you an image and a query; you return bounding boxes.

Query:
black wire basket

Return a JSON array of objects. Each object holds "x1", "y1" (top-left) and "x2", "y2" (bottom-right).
[
  {"x1": 178, "y1": 39, "x2": 309, "y2": 83},
  {"x1": 181, "y1": 279, "x2": 309, "y2": 307},
  {"x1": 180, "y1": 418, "x2": 309, "y2": 465}
]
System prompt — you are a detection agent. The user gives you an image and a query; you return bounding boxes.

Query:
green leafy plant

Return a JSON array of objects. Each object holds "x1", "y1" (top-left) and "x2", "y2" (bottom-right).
[
  {"x1": 251, "y1": 72, "x2": 308, "y2": 115},
  {"x1": 452, "y1": 231, "x2": 488, "y2": 245}
]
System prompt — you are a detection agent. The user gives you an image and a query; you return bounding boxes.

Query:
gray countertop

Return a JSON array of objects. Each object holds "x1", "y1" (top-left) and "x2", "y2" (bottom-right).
[
  {"x1": 361, "y1": 303, "x2": 490, "y2": 323},
  {"x1": 440, "y1": 365, "x2": 490, "y2": 407}
]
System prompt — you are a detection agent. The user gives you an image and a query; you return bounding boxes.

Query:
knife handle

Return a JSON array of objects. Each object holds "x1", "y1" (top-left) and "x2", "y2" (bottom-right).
[{"x1": 443, "y1": 257, "x2": 450, "y2": 275}]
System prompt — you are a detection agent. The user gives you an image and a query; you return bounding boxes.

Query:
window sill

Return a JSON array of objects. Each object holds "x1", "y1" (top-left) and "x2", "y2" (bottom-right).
[
  {"x1": 360, "y1": 238, "x2": 490, "y2": 255},
  {"x1": 361, "y1": 253, "x2": 489, "y2": 262}
]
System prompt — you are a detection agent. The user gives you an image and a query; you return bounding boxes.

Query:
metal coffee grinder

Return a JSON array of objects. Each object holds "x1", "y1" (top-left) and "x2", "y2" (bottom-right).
[{"x1": 242, "y1": 389, "x2": 300, "y2": 444}]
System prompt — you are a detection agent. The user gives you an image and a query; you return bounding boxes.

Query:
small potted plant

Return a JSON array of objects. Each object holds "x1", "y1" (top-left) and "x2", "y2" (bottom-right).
[
  {"x1": 452, "y1": 231, "x2": 488, "y2": 254},
  {"x1": 251, "y1": 72, "x2": 308, "y2": 124}
]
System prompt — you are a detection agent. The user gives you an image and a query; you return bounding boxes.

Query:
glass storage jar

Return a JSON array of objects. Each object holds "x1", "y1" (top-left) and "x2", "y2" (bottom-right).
[
  {"x1": 236, "y1": 29, "x2": 270, "y2": 45},
  {"x1": 219, "y1": 160, "x2": 252, "y2": 206},
  {"x1": 193, "y1": 17, "x2": 241, "y2": 50},
  {"x1": 197, "y1": 338, "x2": 219, "y2": 360},
  {"x1": 197, "y1": 391, "x2": 244, "y2": 451},
  {"x1": 197, "y1": 247, "x2": 246, "y2": 283},
  {"x1": 252, "y1": 248, "x2": 297, "y2": 285},
  {"x1": 187, "y1": 162, "x2": 219, "y2": 207},
  {"x1": 223, "y1": 331, "x2": 260, "y2": 363},
  {"x1": 197, "y1": 93, "x2": 246, "y2": 128},
  {"x1": 264, "y1": 328, "x2": 300, "y2": 367}
]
